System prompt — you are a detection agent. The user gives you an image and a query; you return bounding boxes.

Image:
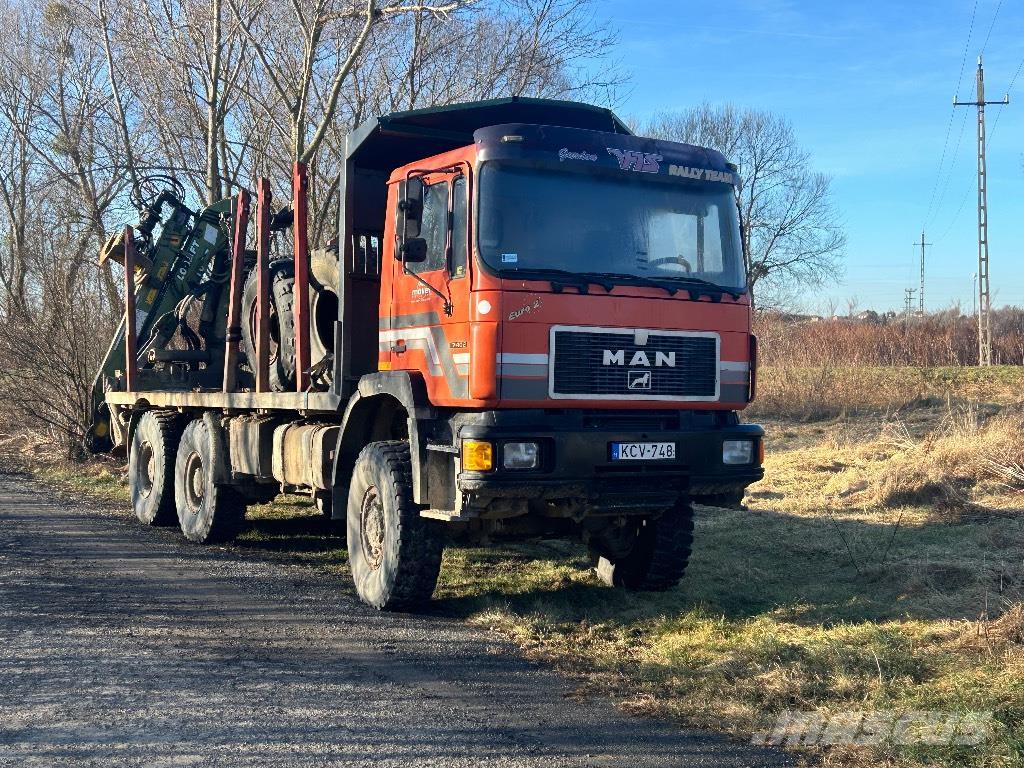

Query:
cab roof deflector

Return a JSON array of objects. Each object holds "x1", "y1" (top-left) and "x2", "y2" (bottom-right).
[{"x1": 345, "y1": 96, "x2": 632, "y2": 171}]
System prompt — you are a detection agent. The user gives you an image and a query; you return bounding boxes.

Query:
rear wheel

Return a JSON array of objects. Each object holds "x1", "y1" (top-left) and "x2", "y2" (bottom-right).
[
  {"x1": 129, "y1": 411, "x2": 182, "y2": 526},
  {"x1": 594, "y1": 502, "x2": 694, "y2": 591},
  {"x1": 174, "y1": 417, "x2": 246, "y2": 543},
  {"x1": 346, "y1": 441, "x2": 444, "y2": 611}
]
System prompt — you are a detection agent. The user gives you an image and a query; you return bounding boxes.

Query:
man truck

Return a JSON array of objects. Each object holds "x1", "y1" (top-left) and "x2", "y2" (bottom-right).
[{"x1": 86, "y1": 97, "x2": 764, "y2": 611}]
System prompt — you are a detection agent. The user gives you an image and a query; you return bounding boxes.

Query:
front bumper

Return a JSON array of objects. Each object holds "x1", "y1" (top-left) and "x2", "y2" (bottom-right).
[{"x1": 452, "y1": 409, "x2": 764, "y2": 512}]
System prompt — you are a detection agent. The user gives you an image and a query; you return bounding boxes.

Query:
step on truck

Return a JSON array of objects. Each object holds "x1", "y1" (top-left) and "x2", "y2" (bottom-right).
[{"x1": 86, "y1": 97, "x2": 764, "y2": 611}]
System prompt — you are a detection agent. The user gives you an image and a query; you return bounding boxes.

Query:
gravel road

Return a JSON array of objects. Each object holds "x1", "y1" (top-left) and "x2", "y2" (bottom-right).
[{"x1": 0, "y1": 472, "x2": 789, "y2": 767}]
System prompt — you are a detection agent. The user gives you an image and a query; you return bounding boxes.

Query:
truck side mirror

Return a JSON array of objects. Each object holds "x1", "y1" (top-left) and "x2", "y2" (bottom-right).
[
  {"x1": 399, "y1": 177, "x2": 424, "y2": 240},
  {"x1": 401, "y1": 237, "x2": 428, "y2": 264}
]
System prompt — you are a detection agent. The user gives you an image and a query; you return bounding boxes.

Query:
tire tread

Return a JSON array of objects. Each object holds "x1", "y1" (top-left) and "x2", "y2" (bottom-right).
[
  {"x1": 349, "y1": 441, "x2": 443, "y2": 610},
  {"x1": 596, "y1": 502, "x2": 694, "y2": 591},
  {"x1": 131, "y1": 411, "x2": 184, "y2": 526}
]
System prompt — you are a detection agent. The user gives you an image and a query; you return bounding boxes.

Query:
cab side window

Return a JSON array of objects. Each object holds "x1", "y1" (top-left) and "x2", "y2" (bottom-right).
[
  {"x1": 451, "y1": 176, "x2": 467, "y2": 279},
  {"x1": 409, "y1": 180, "x2": 449, "y2": 274}
]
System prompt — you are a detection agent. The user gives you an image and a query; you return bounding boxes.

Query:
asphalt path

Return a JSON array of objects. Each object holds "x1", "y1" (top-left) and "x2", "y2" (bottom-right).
[{"x1": 0, "y1": 472, "x2": 790, "y2": 767}]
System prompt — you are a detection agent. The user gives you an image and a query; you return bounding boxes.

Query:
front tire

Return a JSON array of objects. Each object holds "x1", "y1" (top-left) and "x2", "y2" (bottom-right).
[
  {"x1": 595, "y1": 502, "x2": 694, "y2": 591},
  {"x1": 346, "y1": 441, "x2": 443, "y2": 611},
  {"x1": 174, "y1": 417, "x2": 246, "y2": 544},
  {"x1": 129, "y1": 411, "x2": 183, "y2": 526}
]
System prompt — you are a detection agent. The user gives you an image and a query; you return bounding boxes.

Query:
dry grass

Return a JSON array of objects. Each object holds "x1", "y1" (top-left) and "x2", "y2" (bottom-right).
[
  {"x1": 758, "y1": 406, "x2": 1024, "y2": 522},
  {"x1": 754, "y1": 310, "x2": 1024, "y2": 368},
  {"x1": 871, "y1": 410, "x2": 1024, "y2": 518},
  {"x1": 749, "y1": 365, "x2": 1024, "y2": 421}
]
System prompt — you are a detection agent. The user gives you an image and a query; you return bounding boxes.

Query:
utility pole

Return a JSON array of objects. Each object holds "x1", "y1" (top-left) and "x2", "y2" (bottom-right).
[
  {"x1": 914, "y1": 231, "x2": 931, "y2": 314},
  {"x1": 904, "y1": 288, "x2": 917, "y2": 324},
  {"x1": 954, "y1": 55, "x2": 1008, "y2": 366}
]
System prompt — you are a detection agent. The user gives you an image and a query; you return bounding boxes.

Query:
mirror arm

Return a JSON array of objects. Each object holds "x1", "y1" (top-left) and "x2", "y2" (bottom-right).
[
  {"x1": 399, "y1": 167, "x2": 455, "y2": 315},
  {"x1": 402, "y1": 262, "x2": 453, "y2": 316}
]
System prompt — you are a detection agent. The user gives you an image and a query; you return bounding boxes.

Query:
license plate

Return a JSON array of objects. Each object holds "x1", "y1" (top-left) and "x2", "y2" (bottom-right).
[{"x1": 610, "y1": 442, "x2": 676, "y2": 461}]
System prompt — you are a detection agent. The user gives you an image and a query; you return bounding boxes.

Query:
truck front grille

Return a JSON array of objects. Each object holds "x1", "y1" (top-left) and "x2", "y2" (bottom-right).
[{"x1": 550, "y1": 327, "x2": 718, "y2": 400}]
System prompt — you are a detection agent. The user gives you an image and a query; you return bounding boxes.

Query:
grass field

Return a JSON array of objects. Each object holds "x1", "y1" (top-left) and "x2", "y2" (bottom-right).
[
  {"x1": 14, "y1": 365, "x2": 1024, "y2": 767},
  {"x1": 750, "y1": 364, "x2": 1024, "y2": 420}
]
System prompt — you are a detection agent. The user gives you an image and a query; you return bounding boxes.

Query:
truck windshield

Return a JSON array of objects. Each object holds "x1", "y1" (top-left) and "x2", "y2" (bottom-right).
[{"x1": 478, "y1": 163, "x2": 746, "y2": 292}]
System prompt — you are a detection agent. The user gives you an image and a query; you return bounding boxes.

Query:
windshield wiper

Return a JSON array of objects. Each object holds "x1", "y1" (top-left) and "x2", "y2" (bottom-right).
[
  {"x1": 582, "y1": 272, "x2": 684, "y2": 296},
  {"x1": 497, "y1": 267, "x2": 614, "y2": 294},
  {"x1": 654, "y1": 274, "x2": 745, "y2": 301},
  {"x1": 582, "y1": 272, "x2": 742, "y2": 300},
  {"x1": 499, "y1": 267, "x2": 743, "y2": 301}
]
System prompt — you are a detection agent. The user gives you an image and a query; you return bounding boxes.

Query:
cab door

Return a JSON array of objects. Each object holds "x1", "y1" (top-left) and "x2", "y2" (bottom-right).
[{"x1": 388, "y1": 173, "x2": 470, "y2": 404}]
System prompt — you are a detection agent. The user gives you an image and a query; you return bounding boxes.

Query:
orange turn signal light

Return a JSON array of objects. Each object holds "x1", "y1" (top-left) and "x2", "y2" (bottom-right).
[{"x1": 462, "y1": 440, "x2": 494, "y2": 472}]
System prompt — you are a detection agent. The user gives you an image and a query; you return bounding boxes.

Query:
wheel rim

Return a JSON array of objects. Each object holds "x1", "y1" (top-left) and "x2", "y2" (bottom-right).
[
  {"x1": 138, "y1": 441, "x2": 155, "y2": 499},
  {"x1": 359, "y1": 486, "x2": 385, "y2": 571},
  {"x1": 184, "y1": 451, "x2": 205, "y2": 513}
]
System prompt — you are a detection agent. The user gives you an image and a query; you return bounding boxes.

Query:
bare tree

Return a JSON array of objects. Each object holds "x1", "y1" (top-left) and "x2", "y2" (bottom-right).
[
  {"x1": 229, "y1": 0, "x2": 473, "y2": 164},
  {"x1": 645, "y1": 105, "x2": 845, "y2": 309},
  {"x1": 0, "y1": 0, "x2": 131, "y2": 312},
  {"x1": 109, "y1": 0, "x2": 253, "y2": 205},
  {"x1": 358, "y1": 0, "x2": 623, "y2": 114}
]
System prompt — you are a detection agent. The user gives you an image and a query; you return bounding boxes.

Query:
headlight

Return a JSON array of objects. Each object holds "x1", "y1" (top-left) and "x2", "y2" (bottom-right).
[
  {"x1": 502, "y1": 441, "x2": 540, "y2": 470},
  {"x1": 723, "y1": 439, "x2": 754, "y2": 465},
  {"x1": 462, "y1": 440, "x2": 494, "y2": 471}
]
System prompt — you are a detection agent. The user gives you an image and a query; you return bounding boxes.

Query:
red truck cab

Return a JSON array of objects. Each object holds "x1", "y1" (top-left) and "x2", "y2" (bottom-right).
[{"x1": 341, "y1": 104, "x2": 762, "y2": 534}]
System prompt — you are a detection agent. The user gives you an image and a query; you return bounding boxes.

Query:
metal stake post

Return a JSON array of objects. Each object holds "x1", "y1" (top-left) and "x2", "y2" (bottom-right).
[
  {"x1": 255, "y1": 179, "x2": 271, "y2": 393},
  {"x1": 293, "y1": 162, "x2": 311, "y2": 392},
  {"x1": 223, "y1": 190, "x2": 251, "y2": 392},
  {"x1": 123, "y1": 226, "x2": 138, "y2": 393}
]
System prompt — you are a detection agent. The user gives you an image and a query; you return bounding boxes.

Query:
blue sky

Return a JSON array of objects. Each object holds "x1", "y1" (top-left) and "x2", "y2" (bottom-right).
[{"x1": 598, "y1": 0, "x2": 1024, "y2": 312}]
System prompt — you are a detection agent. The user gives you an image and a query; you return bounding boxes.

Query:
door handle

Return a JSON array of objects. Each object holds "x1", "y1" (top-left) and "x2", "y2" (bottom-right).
[{"x1": 391, "y1": 340, "x2": 407, "y2": 354}]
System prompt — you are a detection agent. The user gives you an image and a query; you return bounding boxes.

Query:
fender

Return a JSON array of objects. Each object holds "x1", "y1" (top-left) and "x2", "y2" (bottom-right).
[
  {"x1": 330, "y1": 370, "x2": 438, "y2": 517},
  {"x1": 202, "y1": 411, "x2": 231, "y2": 484},
  {"x1": 123, "y1": 402, "x2": 152, "y2": 459}
]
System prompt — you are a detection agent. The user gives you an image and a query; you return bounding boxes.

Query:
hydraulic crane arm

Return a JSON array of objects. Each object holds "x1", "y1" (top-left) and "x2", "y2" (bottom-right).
[{"x1": 85, "y1": 184, "x2": 236, "y2": 453}]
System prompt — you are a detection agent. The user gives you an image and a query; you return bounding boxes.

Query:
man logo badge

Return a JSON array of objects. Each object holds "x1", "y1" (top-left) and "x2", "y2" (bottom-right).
[{"x1": 628, "y1": 370, "x2": 652, "y2": 390}]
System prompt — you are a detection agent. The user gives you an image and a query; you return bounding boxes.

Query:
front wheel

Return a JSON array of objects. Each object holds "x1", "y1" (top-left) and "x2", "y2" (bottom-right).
[
  {"x1": 346, "y1": 441, "x2": 444, "y2": 611},
  {"x1": 594, "y1": 502, "x2": 694, "y2": 591}
]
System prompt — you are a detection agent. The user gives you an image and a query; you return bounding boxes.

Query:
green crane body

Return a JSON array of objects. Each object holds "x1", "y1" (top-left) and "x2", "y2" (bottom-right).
[{"x1": 85, "y1": 193, "x2": 237, "y2": 453}]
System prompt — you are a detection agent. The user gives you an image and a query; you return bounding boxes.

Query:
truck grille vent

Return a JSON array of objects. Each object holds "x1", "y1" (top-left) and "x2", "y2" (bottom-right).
[
  {"x1": 580, "y1": 410, "x2": 680, "y2": 431},
  {"x1": 551, "y1": 329, "x2": 718, "y2": 399}
]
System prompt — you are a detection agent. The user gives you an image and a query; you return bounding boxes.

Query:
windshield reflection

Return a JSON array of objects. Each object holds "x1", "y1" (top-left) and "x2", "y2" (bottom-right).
[{"x1": 478, "y1": 163, "x2": 746, "y2": 292}]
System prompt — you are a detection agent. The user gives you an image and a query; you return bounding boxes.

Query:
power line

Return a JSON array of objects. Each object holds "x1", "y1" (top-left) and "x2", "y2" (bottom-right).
[
  {"x1": 979, "y1": 0, "x2": 1003, "y2": 54},
  {"x1": 989, "y1": 52, "x2": 1024, "y2": 139},
  {"x1": 929, "y1": 109, "x2": 970, "y2": 231},
  {"x1": 922, "y1": 0, "x2": 979, "y2": 228},
  {"x1": 904, "y1": 288, "x2": 917, "y2": 323},
  {"x1": 935, "y1": 189, "x2": 971, "y2": 242},
  {"x1": 924, "y1": 0, "x2": 1006, "y2": 232}
]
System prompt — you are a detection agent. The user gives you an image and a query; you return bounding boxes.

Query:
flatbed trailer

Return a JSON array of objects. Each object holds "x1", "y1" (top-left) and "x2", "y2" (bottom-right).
[
  {"x1": 92, "y1": 97, "x2": 765, "y2": 611},
  {"x1": 106, "y1": 391, "x2": 341, "y2": 413}
]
